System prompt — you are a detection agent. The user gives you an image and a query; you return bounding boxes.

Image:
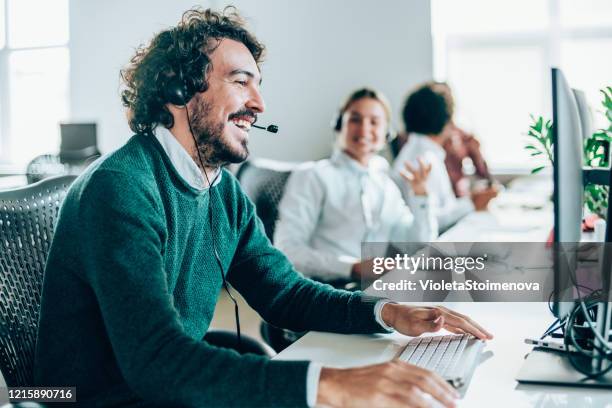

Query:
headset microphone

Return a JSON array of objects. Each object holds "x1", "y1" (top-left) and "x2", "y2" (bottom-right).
[{"x1": 252, "y1": 124, "x2": 279, "y2": 133}]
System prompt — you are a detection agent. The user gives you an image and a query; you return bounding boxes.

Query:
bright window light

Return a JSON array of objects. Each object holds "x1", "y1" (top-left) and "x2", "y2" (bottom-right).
[
  {"x1": 7, "y1": 0, "x2": 69, "y2": 48},
  {"x1": 0, "y1": 0, "x2": 5, "y2": 49},
  {"x1": 432, "y1": 0, "x2": 612, "y2": 171},
  {"x1": 8, "y1": 48, "x2": 69, "y2": 164},
  {"x1": 447, "y1": 45, "x2": 546, "y2": 169},
  {"x1": 561, "y1": 38, "x2": 612, "y2": 131},
  {"x1": 432, "y1": 0, "x2": 548, "y2": 36},
  {"x1": 560, "y1": 0, "x2": 612, "y2": 29}
]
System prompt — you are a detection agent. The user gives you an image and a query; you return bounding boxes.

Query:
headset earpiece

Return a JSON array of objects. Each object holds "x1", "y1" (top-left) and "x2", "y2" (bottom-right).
[
  {"x1": 163, "y1": 69, "x2": 192, "y2": 106},
  {"x1": 332, "y1": 111, "x2": 343, "y2": 132}
]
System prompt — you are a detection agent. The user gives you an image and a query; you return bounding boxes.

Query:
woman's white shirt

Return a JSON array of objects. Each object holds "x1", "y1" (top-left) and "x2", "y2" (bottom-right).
[{"x1": 274, "y1": 149, "x2": 437, "y2": 280}]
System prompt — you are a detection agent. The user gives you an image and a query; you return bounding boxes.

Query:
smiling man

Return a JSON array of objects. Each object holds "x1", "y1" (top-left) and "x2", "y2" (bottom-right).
[{"x1": 34, "y1": 7, "x2": 491, "y2": 408}]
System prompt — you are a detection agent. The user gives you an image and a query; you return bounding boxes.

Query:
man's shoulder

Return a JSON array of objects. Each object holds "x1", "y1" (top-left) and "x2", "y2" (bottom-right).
[
  {"x1": 95, "y1": 134, "x2": 159, "y2": 174},
  {"x1": 216, "y1": 167, "x2": 255, "y2": 206},
  {"x1": 68, "y1": 135, "x2": 160, "y2": 203}
]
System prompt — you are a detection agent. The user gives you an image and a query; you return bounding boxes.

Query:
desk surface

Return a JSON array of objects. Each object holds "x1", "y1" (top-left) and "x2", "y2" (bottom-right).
[
  {"x1": 275, "y1": 176, "x2": 612, "y2": 407},
  {"x1": 276, "y1": 302, "x2": 612, "y2": 407}
]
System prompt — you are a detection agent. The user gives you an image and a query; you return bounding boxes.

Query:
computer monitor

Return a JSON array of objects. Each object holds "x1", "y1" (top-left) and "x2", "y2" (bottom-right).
[
  {"x1": 59, "y1": 123, "x2": 100, "y2": 162},
  {"x1": 551, "y1": 68, "x2": 584, "y2": 320},
  {"x1": 573, "y1": 89, "x2": 593, "y2": 142},
  {"x1": 517, "y1": 68, "x2": 611, "y2": 386},
  {"x1": 552, "y1": 67, "x2": 612, "y2": 365}
]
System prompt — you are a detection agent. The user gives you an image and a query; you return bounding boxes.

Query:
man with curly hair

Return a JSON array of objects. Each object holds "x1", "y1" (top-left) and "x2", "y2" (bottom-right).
[{"x1": 35, "y1": 7, "x2": 491, "y2": 407}]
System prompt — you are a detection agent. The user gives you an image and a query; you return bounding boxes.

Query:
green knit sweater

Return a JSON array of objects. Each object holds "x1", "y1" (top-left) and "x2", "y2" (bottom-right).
[{"x1": 34, "y1": 133, "x2": 385, "y2": 407}]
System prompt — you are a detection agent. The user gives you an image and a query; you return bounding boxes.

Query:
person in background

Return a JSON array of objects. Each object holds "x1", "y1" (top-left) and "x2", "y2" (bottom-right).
[
  {"x1": 274, "y1": 88, "x2": 438, "y2": 283},
  {"x1": 436, "y1": 82, "x2": 492, "y2": 197},
  {"x1": 392, "y1": 83, "x2": 498, "y2": 233},
  {"x1": 390, "y1": 82, "x2": 492, "y2": 198}
]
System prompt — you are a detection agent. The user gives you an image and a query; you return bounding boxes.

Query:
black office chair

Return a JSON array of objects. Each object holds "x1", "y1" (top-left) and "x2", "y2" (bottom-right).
[
  {"x1": 235, "y1": 159, "x2": 297, "y2": 241},
  {"x1": 24, "y1": 155, "x2": 67, "y2": 184},
  {"x1": 0, "y1": 175, "x2": 76, "y2": 387},
  {"x1": 236, "y1": 160, "x2": 299, "y2": 352},
  {"x1": 59, "y1": 123, "x2": 101, "y2": 165},
  {"x1": 236, "y1": 159, "x2": 359, "y2": 352}
]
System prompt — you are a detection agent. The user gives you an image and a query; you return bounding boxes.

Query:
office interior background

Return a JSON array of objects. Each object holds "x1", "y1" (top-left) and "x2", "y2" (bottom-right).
[
  {"x1": 0, "y1": 0, "x2": 611, "y2": 174},
  {"x1": 0, "y1": 0, "x2": 611, "y2": 343}
]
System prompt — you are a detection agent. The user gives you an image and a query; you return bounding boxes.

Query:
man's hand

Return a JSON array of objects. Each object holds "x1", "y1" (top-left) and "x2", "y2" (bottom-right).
[
  {"x1": 381, "y1": 304, "x2": 493, "y2": 340},
  {"x1": 470, "y1": 187, "x2": 498, "y2": 211},
  {"x1": 351, "y1": 258, "x2": 394, "y2": 282},
  {"x1": 399, "y1": 158, "x2": 432, "y2": 196},
  {"x1": 317, "y1": 361, "x2": 459, "y2": 408}
]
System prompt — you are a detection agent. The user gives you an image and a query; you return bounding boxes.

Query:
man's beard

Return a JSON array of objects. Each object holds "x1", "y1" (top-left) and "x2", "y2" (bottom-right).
[{"x1": 189, "y1": 96, "x2": 249, "y2": 168}]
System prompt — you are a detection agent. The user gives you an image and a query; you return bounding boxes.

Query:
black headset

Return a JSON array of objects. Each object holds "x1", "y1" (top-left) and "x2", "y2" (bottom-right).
[
  {"x1": 163, "y1": 64, "x2": 278, "y2": 132},
  {"x1": 163, "y1": 69, "x2": 194, "y2": 107},
  {"x1": 162, "y1": 62, "x2": 245, "y2": 349}
]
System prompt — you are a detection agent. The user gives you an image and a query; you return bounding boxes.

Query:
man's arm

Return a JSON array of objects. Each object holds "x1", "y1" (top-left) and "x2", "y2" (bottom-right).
[
  {"x1": 228, "y1": 183, "x2": 386, "y2": 334},
  {"x1": 316, "y1": 303, "x2": 494, "y2": 407},
  {"x1": 462, "y1": 130, "x2": 491, "y2": 180},
  {"x1": 77, "y1": 170, "x2": 311, "y2": 407}
]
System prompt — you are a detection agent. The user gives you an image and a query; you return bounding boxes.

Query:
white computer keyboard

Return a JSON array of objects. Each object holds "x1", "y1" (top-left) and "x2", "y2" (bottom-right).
[{"x1": 398, "y1": 334, "x2": 484, "y2": 388}]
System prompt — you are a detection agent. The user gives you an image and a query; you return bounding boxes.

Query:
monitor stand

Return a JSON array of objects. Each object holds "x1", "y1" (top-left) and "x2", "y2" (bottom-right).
[{"x1": 516, "y1": 347, "x2": 612, "y2": 387}]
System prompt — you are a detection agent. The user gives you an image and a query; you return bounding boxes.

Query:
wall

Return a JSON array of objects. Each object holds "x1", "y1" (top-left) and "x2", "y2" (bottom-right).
[{"x1": 69, "y1": 0, "x2": 433, "y2": 161}]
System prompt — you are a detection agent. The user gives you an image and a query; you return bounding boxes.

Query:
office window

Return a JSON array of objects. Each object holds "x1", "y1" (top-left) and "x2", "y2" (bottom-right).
[
  {"x1": 432, "y1": 0, "x2": 612, "y2": 171},
  {"x1": 0, "y1": 0, "x2": 70, "y2": 166}
]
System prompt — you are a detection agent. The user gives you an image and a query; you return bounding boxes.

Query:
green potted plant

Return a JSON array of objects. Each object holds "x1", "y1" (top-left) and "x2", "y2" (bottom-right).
[{"x1": 524, "y1": 87, "x2": 612, "y2": 219}]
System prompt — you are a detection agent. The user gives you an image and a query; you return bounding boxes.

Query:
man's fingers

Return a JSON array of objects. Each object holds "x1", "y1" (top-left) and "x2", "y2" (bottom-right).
[
  {"x1": 431, "y1": 316, "x2": 445, "y2": 331},
  {"x1": 437, "y1": 306, "x2": 492, "y2": 340},
  {"x1": 411, "y1": 307, "x2": 442, "y2": 321},
  {"x1": 392, "y1": 361, "x2": 458, "y2": 407},
  {"x1": 376, "y1": 375, "x2": 429, "y2": 408},
  {"x1": 438, "y1": 306, "x2": 493, "y2": 339},
  {"x1": 442, "y1": 313, "x2": 487, "y2": 340},
  {"x1": 394, "y1": 361, "x2": 457, "y2": 396},
  {"x1": 397, "y1": 389, "x2": 431, "y2": 408},
  {"x1": 444, "y1": 325, "x2": 467, "y2": 335}
]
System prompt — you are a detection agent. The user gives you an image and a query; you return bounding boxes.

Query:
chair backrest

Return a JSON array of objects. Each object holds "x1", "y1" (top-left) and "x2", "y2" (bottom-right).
[
  {"x1": 236, "y1": 159, "x2": 303, "y2": 241},
  {"x1": 25, "y1": 154, "x2": 67, "y2": 185},
  {"x1": 0, "y1": 175, "x2": 76, "y2": 386}
]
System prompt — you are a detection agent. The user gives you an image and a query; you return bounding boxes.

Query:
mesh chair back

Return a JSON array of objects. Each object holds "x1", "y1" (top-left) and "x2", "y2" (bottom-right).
[
  {"x1": 25, "y1": 154, "x2": 67, "y2": 184},
  {"x1": 0, "y1": 175, "x2": 76, "y2": 386},
  {"x1": 236, "y1": 159, "x2": 302, "y2": 241}
]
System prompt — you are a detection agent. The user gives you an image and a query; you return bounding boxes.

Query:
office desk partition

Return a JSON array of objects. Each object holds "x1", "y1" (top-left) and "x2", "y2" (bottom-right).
[{"x1": 274, "y1": 177, "x2": 612, "y2": 407}]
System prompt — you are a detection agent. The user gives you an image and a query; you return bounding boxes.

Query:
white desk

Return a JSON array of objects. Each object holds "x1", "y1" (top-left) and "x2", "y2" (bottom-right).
[
  {"x1": 275, "y1": 176, "x2": 612, "y2": 407},
  {"x1": 276, "y1": 302, "x2": 612, "y2": 407}
]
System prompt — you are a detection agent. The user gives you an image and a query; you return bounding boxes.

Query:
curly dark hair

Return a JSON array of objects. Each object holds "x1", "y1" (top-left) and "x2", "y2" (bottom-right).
[
  {"x1": 402, "y1": 82, "x2": 453, "y2": 136},
  {"x1": 121, "y1": 6, "x2": 265, "y2": 134}
]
